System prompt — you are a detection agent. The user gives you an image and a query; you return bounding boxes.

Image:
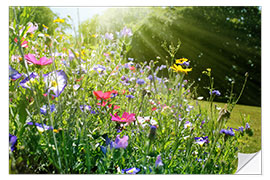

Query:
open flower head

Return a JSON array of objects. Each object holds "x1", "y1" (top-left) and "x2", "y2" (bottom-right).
[
  {"x1": 194, "y1": 136, "x2": 209, "y2": 147},
  {"x1": 155, "y1": 155, "x2": 164, "y2": 168},
  {"x1": 40, "y1": 104, "x2": 56, "y2": 115},
  {"x1": 110, "y1": 112, "x2": 136, "y2": 123},
  {"x1": 220, "y1": 128, "x2": 235, "y2": 136},
  {"x1": 114, "y1": 135, "x2": 129, "y2": 149},
  {"x1": 53, "y1": 18, "x2": 65, "y2": 23},
  {"x1": 93, "y1": 90, "x2": 112, "y2": 100},
  {"x1": 184, "y1": 121, "x2": 192, "y2": 129},
  {"x1": 27, "y1": 122, "x2": 53, "y2": 133},
  {"x1": 9, "y1": 66, "x2": 22, "y2": 81},
  {"x1": 43, "y1": 70, "x2": 68, "y2": 97},
  {"x1": 19, "y1": 72, "x2": 39, "y2": 89},
  {"x1": 170, "y1": 64, "x2": 192, "y2": 74},
  {"x1": 121, "y1": 167, "x2": 140, "y2": 174},
  {"x1": 25, "y1": 53, "x2": 53, "y2": 66}
]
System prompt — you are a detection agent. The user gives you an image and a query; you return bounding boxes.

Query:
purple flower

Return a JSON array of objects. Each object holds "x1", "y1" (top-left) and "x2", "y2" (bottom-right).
[
  {"x1": 9, "y1": 133, "x2": 17, "y2": 152},
  {"x1": 184, "y1": 121, "x2": 192, "y2": 129},
  {"x1": 79, "y1": 105, "x2": 92, "y2": 112},
  {"x1": 43, "y1": 70, "x2": 68, "y2": 97},
  {"x1": 40, "y1": 104, "x2": 56, "y2": 115},
  {"x1": 181, "y1": 61, "x2": 190, "y2": 67},
  {"x1": 121, "y1": 76, "x2": 126, "y2": 81},
  {"x1": 136, "y1": 78, "x2": 145, "y2": 85},
  {"x1": 111, "y1": 135, "x2": 129, "y2": 149},
  {"x1": 27, "y1": 22, "x2": 38, "y2": 34},
  {"x1": 128, "y1": 58, "x2": 134, "y2": 61},
  {"x1": 27, "y1": 122, "x2": 53, "y2": 133},
  {"x1": 234, "y1": 126, "x2": 244, "y2": 133},
  {"x1": 120, "y1": 27, "x2": 133, "y2": 37},
  {"x1": 245, "y1": 123, "x2": 250, "y2": 130},
  {"x1": 69, "y1": 51, "x2": 75, "y2": 60},
  {"x1": 220, "y1": 128, "x2": 235, "y2": 136},
  {"x1": 194, "y1": 136, "x2": 209, "y2": 147},
  {"x1": 155, "y1": 155, "x2": 164, "y2": 168},
  {"x1": 122, "y1": 167, "x2": 140, "y2": 174},
  {"x1": 148, "y1": 75, "x2": 153, "y2": 81},
  {"x1": 105, "y1": 32, "x2": 114, "y2": 40},
  {"x1": 210, "y1": 90, "x2": 221, "y2": 96},
  {"x1": 19, "y1": 72, "x2": 39, "y2": 89},
  {"x1": 9, "y1": 66, "x2": 22, "y2": 81},
  {"x1": 159, "y1": 65, "x2": 167, "y2": 70},
  {"x1": 93, "y1": 65, "x2": 106, "y2": 75},
  {"x1": 126, "y1": 95, "x2": 135, "y2": 99}
]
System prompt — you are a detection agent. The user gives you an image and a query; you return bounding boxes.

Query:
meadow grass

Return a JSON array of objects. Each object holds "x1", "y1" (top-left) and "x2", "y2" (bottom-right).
[{"x1": 195, "y1": 100, "x2": 261, "y2": 153}]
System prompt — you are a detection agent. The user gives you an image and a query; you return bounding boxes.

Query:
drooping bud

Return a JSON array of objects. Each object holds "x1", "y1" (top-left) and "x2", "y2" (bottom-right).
[{"x1": 149, "y1": 125, "x2": 157, "y2": 141}]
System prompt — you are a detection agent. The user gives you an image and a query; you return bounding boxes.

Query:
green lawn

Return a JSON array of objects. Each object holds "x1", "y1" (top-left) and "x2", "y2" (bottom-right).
[{"x1": 195, "y1": 101, "x2": 261, "y2": 153}]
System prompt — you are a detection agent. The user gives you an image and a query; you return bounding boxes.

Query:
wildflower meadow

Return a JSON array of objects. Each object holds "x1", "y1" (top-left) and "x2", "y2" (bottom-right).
[{"x1": 9, "y1": 7, "x2": 259, "y2": 174}]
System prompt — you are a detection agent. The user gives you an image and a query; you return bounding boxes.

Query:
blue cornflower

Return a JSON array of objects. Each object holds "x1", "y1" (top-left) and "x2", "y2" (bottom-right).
[
  {"x1": 148, "y1": 75, "x2": 153, "y2": 81},
  {"x1": 40, "y1": 104, "x2": 56, "y2": 115},
  {"x1": 210, "y1": 90, "x2": 221, "y2": 96},
  {"x1": 126, "y1": 95, "x2": 135, "y2": 99},
  {"x1": 9, "y1": 133, "x2": 17, "y2": 152},
  {"x1": 136, "y1": 78, "x2": 145, "y2": 85},
  {"x1": 220, "y1": 128, "x2": 235, "y2": 136},
  {"x1": 234, "y1": 126, "x2": 244, "y2": 133}
]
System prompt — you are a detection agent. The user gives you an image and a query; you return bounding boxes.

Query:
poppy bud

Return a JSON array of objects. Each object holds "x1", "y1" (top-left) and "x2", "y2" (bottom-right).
[{"x1": 149, "y1": 125, "x2": 157, "y2": 141}]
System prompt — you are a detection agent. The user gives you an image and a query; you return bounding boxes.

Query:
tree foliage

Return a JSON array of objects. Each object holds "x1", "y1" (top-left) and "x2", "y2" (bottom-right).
[{"x1": 127, "y1": 7, "x2": 261, "y2": 106}]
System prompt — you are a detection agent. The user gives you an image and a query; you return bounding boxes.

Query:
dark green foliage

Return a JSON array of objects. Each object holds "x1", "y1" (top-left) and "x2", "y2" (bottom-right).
[{"x1": 127, "y1": 7, "x2": 261, "y2": 106}]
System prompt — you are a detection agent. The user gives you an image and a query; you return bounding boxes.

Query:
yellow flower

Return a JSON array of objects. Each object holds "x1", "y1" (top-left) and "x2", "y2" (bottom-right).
[
  {"x1": 170, "y1": 64, "x2": 192, "y2": 74},
  {"x1": 176, "y1": 58, "x2": 188, "y2": 64},
  {"x1": 42, "y1": 24, "x2": 48, "y2": 29},
  {"x1": 91, "y1": 34, "x2": 97, "y2": 38},
  {"x1": 53, "y1": 18, "x2": 65, "y2": 23}
]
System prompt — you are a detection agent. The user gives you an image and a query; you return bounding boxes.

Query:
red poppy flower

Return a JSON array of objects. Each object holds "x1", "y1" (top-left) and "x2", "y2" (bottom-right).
[{"x1": 93, "y1": 91, "x2": 112, "y2": 100}]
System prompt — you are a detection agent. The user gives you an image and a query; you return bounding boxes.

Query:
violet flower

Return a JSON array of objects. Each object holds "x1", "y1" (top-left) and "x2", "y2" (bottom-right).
[
  {"x1": 9, "y1": 66, "x2": 22, "y2": 80},
  {"x1": 43, "y1": 70, "x2": 68, "y2": 97}
]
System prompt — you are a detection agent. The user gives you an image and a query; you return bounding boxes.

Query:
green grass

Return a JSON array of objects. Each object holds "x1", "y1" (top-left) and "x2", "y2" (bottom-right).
[{"x1": 195, "y1": 100, "x2": 261, "y2": 153}]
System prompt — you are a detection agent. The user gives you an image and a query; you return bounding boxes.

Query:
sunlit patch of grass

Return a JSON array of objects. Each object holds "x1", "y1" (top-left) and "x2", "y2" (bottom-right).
[{"x1": 196, "y1": 100, "x2": 261, "y2": 153}]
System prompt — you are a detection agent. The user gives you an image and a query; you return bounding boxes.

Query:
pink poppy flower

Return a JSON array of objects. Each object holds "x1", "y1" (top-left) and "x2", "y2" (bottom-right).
[
  {"x1": 24, "y1": 53, "x2": 53, "y2": 66},
  {"x1": 110, "y1": 112, "x2": 136, "y2": 123}
]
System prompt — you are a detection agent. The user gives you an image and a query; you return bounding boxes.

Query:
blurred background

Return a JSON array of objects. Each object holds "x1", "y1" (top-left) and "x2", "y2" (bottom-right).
[{"x1": 10, "y1": 6, "x2": 261, "y2": 106}]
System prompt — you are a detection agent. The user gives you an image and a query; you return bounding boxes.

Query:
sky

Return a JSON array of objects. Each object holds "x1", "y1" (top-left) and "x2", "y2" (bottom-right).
[{"x1": 50, "y1": 7, "x2": 108, "y2": 34}]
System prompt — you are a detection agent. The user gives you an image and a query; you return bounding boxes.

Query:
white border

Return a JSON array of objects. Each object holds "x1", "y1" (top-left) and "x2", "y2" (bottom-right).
[{"x1": 2, "y1": 0, "x2": 270, "y2": 179}]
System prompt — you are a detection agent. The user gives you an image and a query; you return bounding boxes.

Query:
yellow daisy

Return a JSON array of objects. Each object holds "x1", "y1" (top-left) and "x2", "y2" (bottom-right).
[
  {"x1": 176, "y1": 58, "x2": 188, "y2": 64},
  {"x1": 170, "y1": 64, "x2": 192, "y2": 74},
  {"x1": 53, "y1": 18, "x2": 65, "y2": 23}
]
